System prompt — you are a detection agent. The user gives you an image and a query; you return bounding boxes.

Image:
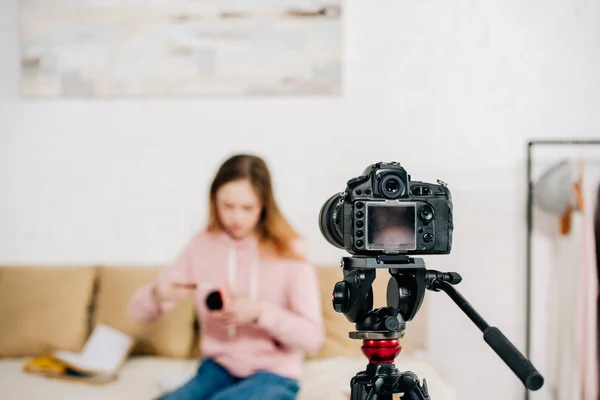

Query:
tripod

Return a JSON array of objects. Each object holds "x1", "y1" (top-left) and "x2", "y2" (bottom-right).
[{"x1": 332, "y1": 255, "x2": 544, "y2": 400}]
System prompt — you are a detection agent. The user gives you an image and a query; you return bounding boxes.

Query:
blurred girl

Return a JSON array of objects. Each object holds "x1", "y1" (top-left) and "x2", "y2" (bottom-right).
[{"x1": 128, "y1": 154, "x2": 324, "y2": 400}]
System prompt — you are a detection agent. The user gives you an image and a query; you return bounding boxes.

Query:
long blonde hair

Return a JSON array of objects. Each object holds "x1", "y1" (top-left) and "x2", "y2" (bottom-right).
[{"x1": 206, "y1": 154, "x2": 304, "y2": 260}]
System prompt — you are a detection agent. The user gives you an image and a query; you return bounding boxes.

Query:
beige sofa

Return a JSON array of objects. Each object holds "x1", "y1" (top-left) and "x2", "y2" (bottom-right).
[{"x1": 0, "y1": 265, "x2": 457, "y2": 400}]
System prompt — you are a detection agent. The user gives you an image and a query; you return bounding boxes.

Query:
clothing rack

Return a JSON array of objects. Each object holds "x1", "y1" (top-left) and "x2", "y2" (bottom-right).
[{"x1": 525, "y1": 139, "x2": 600, "y2": 400}]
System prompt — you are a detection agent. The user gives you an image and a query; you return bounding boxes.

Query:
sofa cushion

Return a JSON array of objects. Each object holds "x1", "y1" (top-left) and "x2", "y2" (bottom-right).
[
  {"x1": 307, "y1": 266, "x2": 428, "y2": 360},
  {"x1": 93, "y1": 266, "x2": 196, "y2": 358},
  {"x1": 0, "y1": 266, "x2": 96, "y2": 357}
]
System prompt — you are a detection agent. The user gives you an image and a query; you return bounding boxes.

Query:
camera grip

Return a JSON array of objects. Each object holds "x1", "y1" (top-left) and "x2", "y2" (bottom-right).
[{"x1": 483, "y1": 327, "x2": 544, "y2": 391}]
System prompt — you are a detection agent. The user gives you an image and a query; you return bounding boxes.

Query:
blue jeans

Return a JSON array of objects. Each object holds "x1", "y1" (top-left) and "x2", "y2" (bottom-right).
[{"x1": 156, "y1": 359, "x2": 300, "y2": 400}]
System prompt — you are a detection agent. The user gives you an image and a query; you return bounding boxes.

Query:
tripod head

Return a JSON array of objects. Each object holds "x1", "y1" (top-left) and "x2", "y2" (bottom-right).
[{"x1": 332, "y1": 254, "x2": 544, "y2": 398}]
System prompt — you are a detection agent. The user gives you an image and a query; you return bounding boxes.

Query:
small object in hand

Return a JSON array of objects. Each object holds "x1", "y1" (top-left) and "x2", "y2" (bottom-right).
[{"x1": 205, "y1": 288, "x2": 229, "y2": 311}]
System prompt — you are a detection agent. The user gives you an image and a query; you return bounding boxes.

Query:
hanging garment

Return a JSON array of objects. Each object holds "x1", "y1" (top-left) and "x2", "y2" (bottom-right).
[
  {"x1": 548, "y1": 208, "x2": 583, "y2": 400},
  {"x1": 537, "y1": 160, "x2": 581, "y2": 400},
  {"x1": 594, "y1": 183, "x2": 600, "y2": 282},
  {"x1": 595, "y1": 183, "x2": 600, "y2": 389},
  {"x1": 536, "y1": 159, "x2": 599, "y2": 400},
  {"x1": 579, "y1": 164, "x2": 599, "y2": 400}
]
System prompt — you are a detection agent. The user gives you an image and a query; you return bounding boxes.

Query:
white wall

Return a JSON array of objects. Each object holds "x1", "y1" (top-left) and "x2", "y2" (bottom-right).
[{"x1": 2, "y1": 0, "x2": 600, "y2": 399}]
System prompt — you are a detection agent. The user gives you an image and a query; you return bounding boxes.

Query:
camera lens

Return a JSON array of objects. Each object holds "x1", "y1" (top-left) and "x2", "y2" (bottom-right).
[
  {"x1": 418, "y1": 206, "x2": 434, "y2": 222},
  {"x1": 318, "y1": 194, "x2": 345, "y2": 249},
  {"x1": 380, "y1": 175, "x2": 406, "y2": 199}
]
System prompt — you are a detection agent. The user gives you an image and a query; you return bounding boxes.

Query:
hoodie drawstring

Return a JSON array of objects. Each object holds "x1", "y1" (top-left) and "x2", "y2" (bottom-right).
[
  {"x1": 227, "y1": 242, "x2": 259, "y2": 338},
  {"x1": 227, "y1": 245, "x2": 237, "y2": 339}
]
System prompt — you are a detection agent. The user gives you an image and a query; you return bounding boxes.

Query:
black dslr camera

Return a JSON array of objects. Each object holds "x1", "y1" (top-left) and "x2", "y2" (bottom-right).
[
  {"x1": 318, "y1": 162, "x2": 543, "y2": 400},
  {"x1": 319, "y1": 161, "x2": 453, "y2": 256}
]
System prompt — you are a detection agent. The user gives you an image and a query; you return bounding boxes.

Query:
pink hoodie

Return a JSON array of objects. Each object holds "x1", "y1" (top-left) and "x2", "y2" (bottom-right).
[{"x1": 127, "y1": 230, "x2": 325, "y2": 381}]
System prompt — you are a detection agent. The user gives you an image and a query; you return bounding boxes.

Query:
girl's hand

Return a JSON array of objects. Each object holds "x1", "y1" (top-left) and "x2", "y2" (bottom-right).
[
  {"x1": 153, "y1": 280, "x2": 196, "y2": 303},
  {"x1": 212, "y1": 298, "x2": 262, "y2": 327}
]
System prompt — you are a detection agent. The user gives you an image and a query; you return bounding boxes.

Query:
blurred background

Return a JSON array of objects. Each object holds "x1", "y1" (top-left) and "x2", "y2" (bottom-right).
[{"x1": 1, "y1": 0, "x2": 600, "y2": 399}]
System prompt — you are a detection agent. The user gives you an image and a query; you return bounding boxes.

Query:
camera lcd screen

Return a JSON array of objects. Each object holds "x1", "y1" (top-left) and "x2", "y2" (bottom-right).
[{"x1": 365, "y1": 202, "x2": 417, "y2": 252}]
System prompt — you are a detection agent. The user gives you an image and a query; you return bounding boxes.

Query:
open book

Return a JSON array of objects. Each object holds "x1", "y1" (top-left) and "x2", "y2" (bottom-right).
[{"x1": 24, "y1": 324, "x2": 134, "y2": 384}]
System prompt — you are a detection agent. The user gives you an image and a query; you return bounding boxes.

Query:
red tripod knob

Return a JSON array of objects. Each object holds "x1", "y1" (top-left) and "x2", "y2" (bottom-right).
[{"x1": 361, "y1": 339, "x2": 401, "y2": 364}]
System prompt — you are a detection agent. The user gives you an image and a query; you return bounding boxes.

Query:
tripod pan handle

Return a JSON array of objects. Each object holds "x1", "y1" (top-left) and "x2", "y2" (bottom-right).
[{"x1": 483, "y1": 327, "x2": 544, "y2": 391}]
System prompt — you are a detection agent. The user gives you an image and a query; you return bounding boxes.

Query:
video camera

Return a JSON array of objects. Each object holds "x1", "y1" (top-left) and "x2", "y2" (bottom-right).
[{"x1": 318, "y1": 161, "x2": 543, "y2": 400}]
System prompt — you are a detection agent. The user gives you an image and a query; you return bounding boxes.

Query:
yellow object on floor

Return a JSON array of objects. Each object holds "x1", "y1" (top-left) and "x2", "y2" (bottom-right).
[{"x1": 23, "y1": 355, "x2": 67, "y2": 376}]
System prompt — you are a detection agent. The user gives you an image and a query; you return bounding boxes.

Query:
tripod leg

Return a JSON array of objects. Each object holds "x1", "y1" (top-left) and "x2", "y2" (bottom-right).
[
  {"x1": 401, "y1": 379, "x2": 430, "y2": 400},
  {"x1": 422, "y1": 379, "x2": 430, "y2": 399},
  {"x1": 350, "y1": 383, "x2": 367, "y2": 400}
]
